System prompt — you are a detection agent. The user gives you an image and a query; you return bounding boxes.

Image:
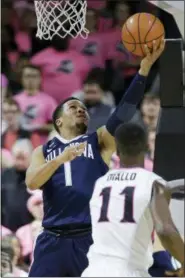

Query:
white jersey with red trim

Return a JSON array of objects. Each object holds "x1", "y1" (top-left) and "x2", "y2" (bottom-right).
[{"x1": 88, "y1": 167, "x2": 166, "y2": 271}]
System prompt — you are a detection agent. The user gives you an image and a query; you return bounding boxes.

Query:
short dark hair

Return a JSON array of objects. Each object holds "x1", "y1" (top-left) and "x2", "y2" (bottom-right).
[
  {"x1": 115, "y1": 123, "x2": 147, "y2": 156},
  {"x1": 52, "y1": 97, "x2": 81, "y2": 133}
]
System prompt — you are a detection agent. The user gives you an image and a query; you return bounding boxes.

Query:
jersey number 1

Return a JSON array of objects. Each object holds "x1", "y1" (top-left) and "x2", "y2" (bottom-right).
[
  {"x1": 98, "y1": 186, "x2": 136, "y2": 223},
  {"x1": 64, "y1": 162, "x2": 72, "y2": 186}
]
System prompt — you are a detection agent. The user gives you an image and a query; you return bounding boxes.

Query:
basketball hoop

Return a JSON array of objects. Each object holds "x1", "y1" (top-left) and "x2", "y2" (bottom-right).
[{"x1": 34, "y1": 0, "x2": 89, "y2": 40}]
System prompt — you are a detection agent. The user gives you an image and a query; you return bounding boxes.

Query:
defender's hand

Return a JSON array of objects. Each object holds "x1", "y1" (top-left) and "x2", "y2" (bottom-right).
[
  {"x1": 139, "y1": 38, "x2": 165, "y2": 76},
  {"x1": 58, "y1": 142, "x2": 87, "y2": 164}
]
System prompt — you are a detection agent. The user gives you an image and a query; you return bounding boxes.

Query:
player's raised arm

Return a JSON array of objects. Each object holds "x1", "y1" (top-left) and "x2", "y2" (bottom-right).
[
  {"x1": 150, "y1": 180, "x2": 185, "y2": 276},
  {"x1": 26, "y1": 142, "x2": 86, "y2": 190},
  {"x1": 97, "y1": 39, "x2": 165, "y2": 163}
]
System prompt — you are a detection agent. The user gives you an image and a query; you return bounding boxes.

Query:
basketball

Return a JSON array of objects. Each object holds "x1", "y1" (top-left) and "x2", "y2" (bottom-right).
[{"x1": 122, "y1": 13, "x2": 165, "y2": 57}]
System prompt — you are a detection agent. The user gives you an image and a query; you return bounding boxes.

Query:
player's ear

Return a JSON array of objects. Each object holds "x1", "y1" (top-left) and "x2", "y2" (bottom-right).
[{"x1": 56, "y1": 118, "x2": 63, "y2": 128}]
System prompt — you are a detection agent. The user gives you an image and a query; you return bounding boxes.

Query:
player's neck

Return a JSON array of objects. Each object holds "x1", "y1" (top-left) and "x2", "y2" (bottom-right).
[
  {"x1": 120, "y1": 155, "x2": 144, "y2": 169},
  {"x1": 59, "y1": 128, "x2": 83, "y2": 140}
]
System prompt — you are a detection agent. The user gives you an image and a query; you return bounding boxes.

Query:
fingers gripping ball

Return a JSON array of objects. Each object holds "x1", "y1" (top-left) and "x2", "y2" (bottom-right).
[{"x1": 122, "y1": 13, "x2": 165, "y2": 56}]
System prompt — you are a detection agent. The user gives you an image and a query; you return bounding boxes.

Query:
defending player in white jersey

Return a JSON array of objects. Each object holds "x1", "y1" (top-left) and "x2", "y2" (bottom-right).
[{"x1": 82, "y1": 123, "x2": 184, "y2": 277}]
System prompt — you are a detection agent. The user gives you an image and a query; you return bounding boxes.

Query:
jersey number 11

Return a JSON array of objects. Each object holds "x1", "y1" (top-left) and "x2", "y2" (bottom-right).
[{"x1": 98, "y1": 186, "x2": 136, "y2": 223}]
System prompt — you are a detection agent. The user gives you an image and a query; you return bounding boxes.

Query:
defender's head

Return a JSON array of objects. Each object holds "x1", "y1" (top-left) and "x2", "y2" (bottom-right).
[
  {"x1": 52, "y1": 97, "x2": 89, "y2": 135},
  {"x1": 115, "y1": 123, "x2": 147, "y2": 167}
]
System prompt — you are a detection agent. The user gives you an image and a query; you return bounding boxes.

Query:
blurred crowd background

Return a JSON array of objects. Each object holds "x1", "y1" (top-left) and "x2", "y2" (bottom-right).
[{"x1": 1, "y1": 0, "x2": 184, "y2": 276}]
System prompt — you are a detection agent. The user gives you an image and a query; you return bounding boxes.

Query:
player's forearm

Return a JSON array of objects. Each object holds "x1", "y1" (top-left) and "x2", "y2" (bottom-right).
[
  {"x1": 157, "y1": 228, "x2": 185, "y2": 266},
  {"x1": 139, "y1": 65, "x2": 151, "y2": 76},
  {"x1": 106, "y1": 38, "x2": 165, "y2": 134},
  {"x1": 26, "y1": 156, "x2": 64, "y2": 190},
  {"x1": 106, "y1": 73, "x2": 147, "y2": 135}
]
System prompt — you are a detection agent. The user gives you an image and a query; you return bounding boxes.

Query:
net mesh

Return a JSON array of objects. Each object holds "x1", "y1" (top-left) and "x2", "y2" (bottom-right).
[{"x1": 34, "y1": 0, "x2": 89, "y2": 40}]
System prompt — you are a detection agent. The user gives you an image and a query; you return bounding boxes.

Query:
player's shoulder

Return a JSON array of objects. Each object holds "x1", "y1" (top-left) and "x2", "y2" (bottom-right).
[
  {"x1": 95, "y1": 168, "x2": 117, "y2": 186},
  {"x1": 49, "y1": 132, "x2": 97, "y2": 144},
  {"x1": 148, "y1": 171, "x2": 166, "y2": 185},
  {"x1": 45, "y1": 132, "x2": 97, "y2": 147},
  {"x1": 95, "y1": 173, "x2": 107, "y2": 185},
  {"x1": 42, "y1": 137, "x2": 60, "y2": 156},
  {"x1": 85, "y1": 131, "x2": 99, "y2": 143},
  {"x1": 45, "y1": 136, "x2": 58, "y2": 147},
  {"x1": 92, "y1": 173, "x2": 109, "y2": 198},
  {"x1": 134, "y1": 168, "x2": 166, "y2": 182}
]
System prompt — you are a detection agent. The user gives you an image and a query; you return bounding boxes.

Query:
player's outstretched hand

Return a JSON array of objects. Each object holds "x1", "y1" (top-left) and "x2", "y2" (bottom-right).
[
  {"x1": 60, "y1": 142, "x2": 87, "y2": 163},
  {"x1": 139, "y1": 38, "x2": 165, "y2": 76},
  {"x1": 165, "y1": 267, "x2": 184, "y2": 277}
]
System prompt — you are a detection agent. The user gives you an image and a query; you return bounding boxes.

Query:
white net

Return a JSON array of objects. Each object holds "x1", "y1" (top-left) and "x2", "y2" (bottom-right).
[{"x1": 34, "y1": 0, "x2": 89, "y2": 40}]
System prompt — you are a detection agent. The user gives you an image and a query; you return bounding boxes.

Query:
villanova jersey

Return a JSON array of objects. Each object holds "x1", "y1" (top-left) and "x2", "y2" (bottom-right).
[{"x1": 42, "y1": 132, "x2": 108, "y2": 228}]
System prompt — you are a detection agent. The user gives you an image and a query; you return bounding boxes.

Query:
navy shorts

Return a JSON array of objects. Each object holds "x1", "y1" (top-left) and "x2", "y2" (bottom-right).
[
  {"x1": 29, "y1": 229, "x2": 93, "y2": 277},
  {"x1": 149, "y1": 251, "x2": 174, "y2": 277}
]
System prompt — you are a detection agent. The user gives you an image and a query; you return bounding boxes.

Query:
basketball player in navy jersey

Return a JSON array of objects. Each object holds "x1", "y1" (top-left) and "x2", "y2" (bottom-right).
[{"x1": 27, "y1": 40, "x2": 165, "y2": 277}]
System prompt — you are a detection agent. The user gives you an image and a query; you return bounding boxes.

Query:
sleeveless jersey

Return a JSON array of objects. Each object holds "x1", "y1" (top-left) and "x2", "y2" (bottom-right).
[
  {"x1": 88, "y1": 168, "x2": 166, "y2": 270},
  {"x1": 42, "y1": 132, "x2": 108, "y2": 228}
]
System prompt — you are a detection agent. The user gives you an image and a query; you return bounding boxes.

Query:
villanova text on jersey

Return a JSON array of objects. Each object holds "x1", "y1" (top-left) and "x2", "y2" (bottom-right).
[
  {"x1": 46, "y1": 141, "x2": 95, "y2": 162},
  {"x1": 42, "y1": 132, "x2": 108, "y2": 228}
]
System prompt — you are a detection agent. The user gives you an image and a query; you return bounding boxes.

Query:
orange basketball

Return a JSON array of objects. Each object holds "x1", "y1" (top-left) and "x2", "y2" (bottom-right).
[{"x1": 122, "y1": 13, "x2": 165, "y2": 57}]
